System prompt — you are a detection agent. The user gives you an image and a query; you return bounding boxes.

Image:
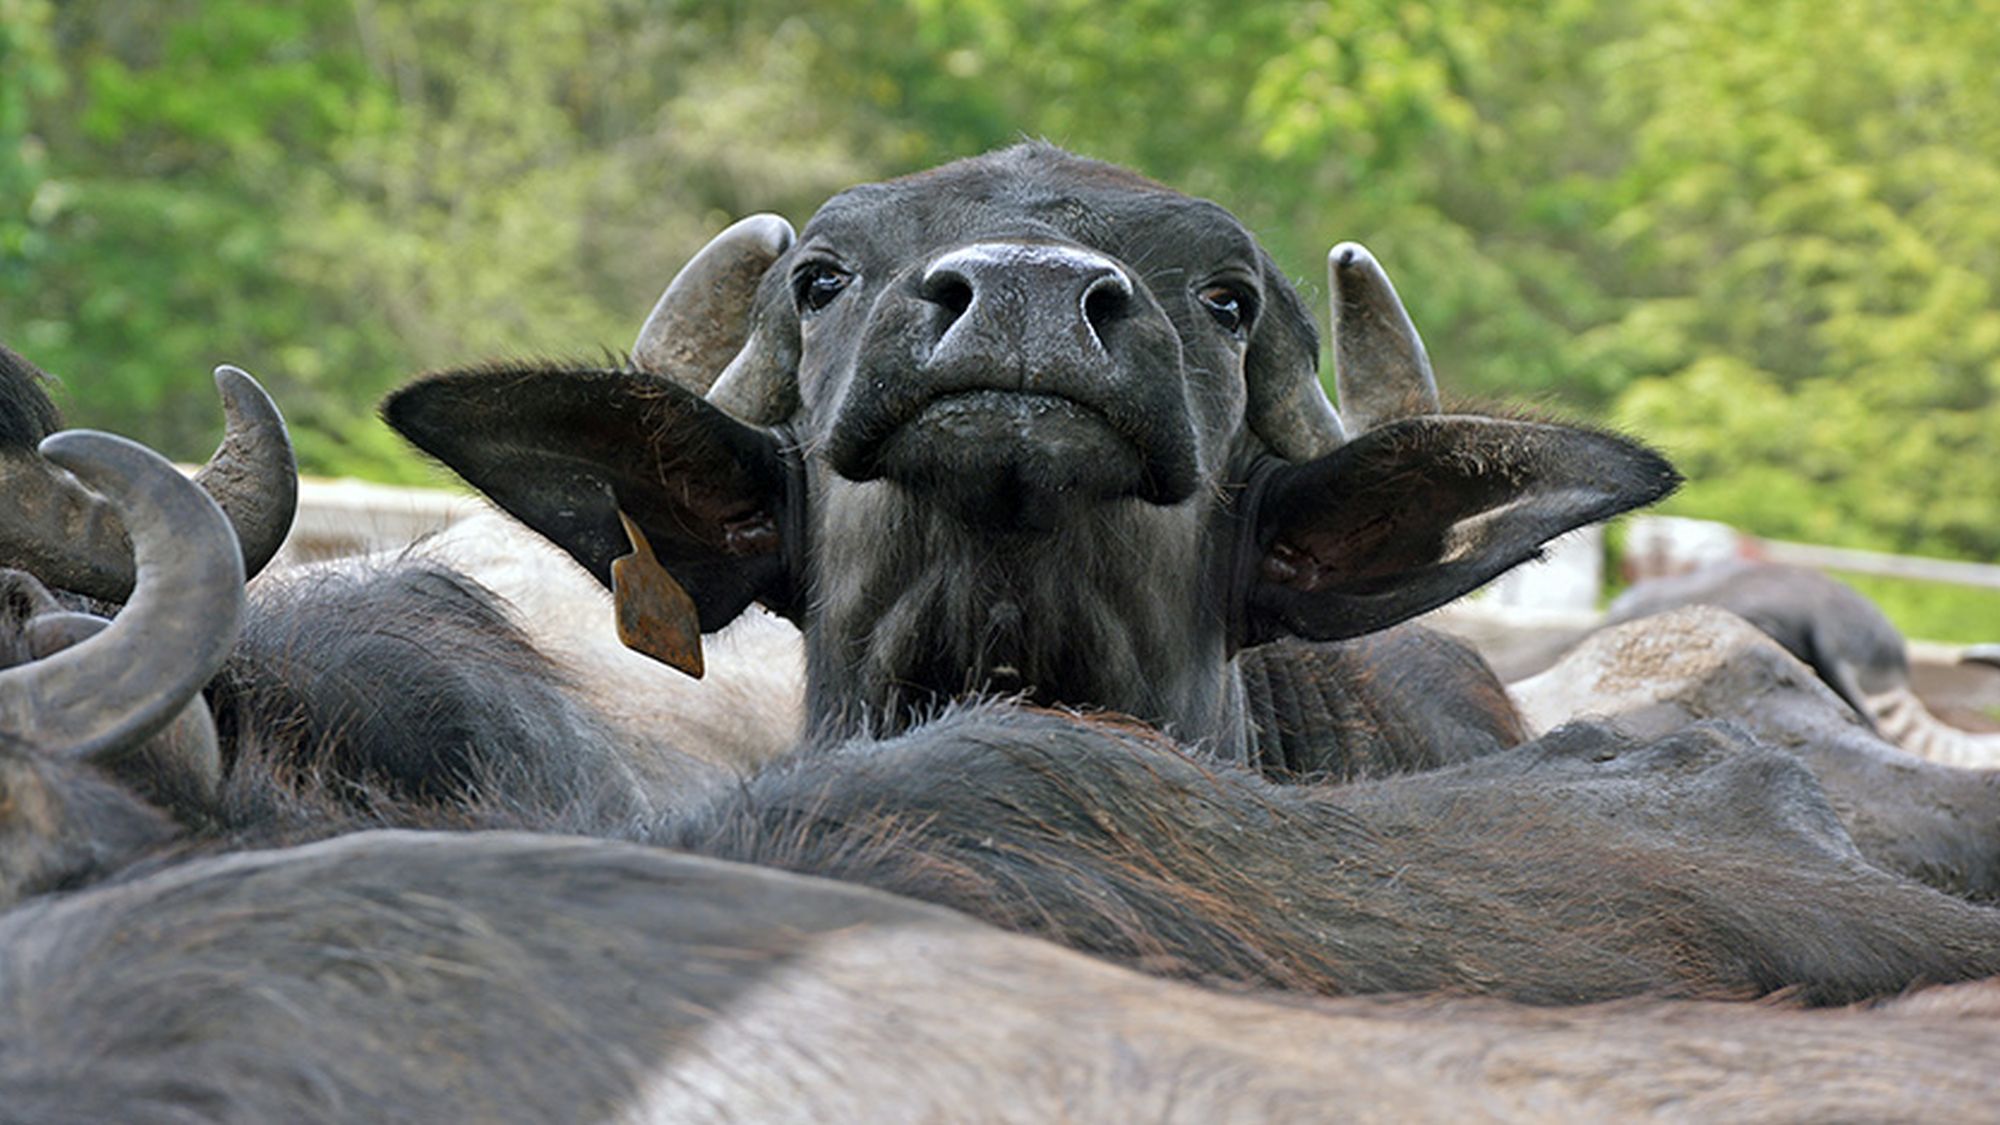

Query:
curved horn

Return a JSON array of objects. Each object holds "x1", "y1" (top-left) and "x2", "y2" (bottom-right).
[
  {"x1": 1329, "y1": 242, "x2": 1441, "y2": 435},
  {"x1": 1246, "y1": 362, "x2": 1346, "y2": 465},
  {"x1": 632, "y1": 214, "x2": 795, "y2": 394},
  {"x1": 190, "y1": 364, "x2": 298, "y2": 581},
  {"x1": 0, "y1": 431, "x2": 244, "y2": 761},
  {"x1": 1241, "y1": 251, "x2": 1346, "y2": 462},
  {"x1": 704, "y1": 316, "x2": 801, "y2": 425},
  {"x1": 0, "y1": 366, "x2": 294, "y2": 600}
]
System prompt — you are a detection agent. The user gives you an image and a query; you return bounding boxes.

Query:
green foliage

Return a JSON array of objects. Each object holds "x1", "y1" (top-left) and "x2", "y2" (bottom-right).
[
  {"x1": 4, "y1": 1, "x2": 899, "y2": 478},
  {"x1": 1830, "y1": 572, "x2": 2000, "y2": 647},
  {"x1": 1599, "y1": 0, "x2": 2000, "y2": 565},
  {"x1": 0, "y1": 0, "x2": 61, "y2": 326},
  {"x1": 6, "y1": 0, "x2": 2000, "y2": 615}
]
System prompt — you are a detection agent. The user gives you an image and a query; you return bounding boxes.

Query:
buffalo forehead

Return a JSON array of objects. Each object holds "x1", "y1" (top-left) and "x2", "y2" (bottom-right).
[{"x1": 803, "y1": 157, "x2": 1262, "y2": 286}]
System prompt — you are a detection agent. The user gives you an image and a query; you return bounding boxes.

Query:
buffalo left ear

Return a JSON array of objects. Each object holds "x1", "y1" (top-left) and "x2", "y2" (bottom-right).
[
  {"x1": 1238, "y1": 416, "x2": 1679, "y2": 647},
  {"x1": 382, "y1": 363, "x2": 800, "y2": 632}
]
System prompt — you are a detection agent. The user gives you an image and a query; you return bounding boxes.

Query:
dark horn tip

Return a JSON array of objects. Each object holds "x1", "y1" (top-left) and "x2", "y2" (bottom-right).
[
  {"x1": 200, "y1": 363, "x2": 298, "y2": 580},
  {"x1": 211, "y1": 364, "x2": 288, "y2": 434},
  {"x1": 1329, "y1": 241, "x2": 1373, "y2": 274}
]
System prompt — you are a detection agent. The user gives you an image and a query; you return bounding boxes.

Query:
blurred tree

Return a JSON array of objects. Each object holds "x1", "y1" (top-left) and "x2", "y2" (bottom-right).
[
  {"x1": 3, "y1": 0, "x2": 904, "y2": 478},
  {"x1": 1596, "y1": 0, "x2": 2000, "y2": 562},
  {"x1": 4, "y1": 1, "x2": 396, "y2": 467},
  {"x1": 0, "y1": 0, "x2": 62, "y2": 360}
]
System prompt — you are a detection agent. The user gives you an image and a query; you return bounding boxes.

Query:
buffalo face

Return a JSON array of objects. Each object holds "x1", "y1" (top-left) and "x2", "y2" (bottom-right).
[{"x1": 720, "y1": 151, "x2": 1333, "y2": 531}]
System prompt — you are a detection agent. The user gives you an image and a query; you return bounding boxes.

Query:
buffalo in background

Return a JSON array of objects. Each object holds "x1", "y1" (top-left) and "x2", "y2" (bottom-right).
[{"x1": 1609, "y1": 559, "x2": 2000, "y2": 769}]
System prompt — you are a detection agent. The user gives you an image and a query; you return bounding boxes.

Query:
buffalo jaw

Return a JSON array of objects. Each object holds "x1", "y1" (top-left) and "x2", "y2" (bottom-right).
[{"x1": 855, "y1": 390, "x2": 1164, "y2": 532}]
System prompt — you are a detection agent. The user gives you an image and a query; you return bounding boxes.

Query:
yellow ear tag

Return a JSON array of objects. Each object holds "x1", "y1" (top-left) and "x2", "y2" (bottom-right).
[{"x1": 611, "y1": 511, "x2": 705, "y2": 679}]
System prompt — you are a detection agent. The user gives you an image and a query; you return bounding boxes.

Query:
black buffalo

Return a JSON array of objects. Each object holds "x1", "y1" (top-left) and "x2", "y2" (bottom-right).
[
  {"x1": 0, "y1": 343, "x2": 294, "y2": 603},
  {"x1": 374, "y1": 144, "x2": 2000, "y2": 999},
  {"x1": 0, "y1": 356, "x2": 725, "y2": 905},
  {"x1": 386, "y1": 143, "x2": 1677, "y2": 772},
  {"x1": 9, "y1": 430, "x2": 1997, "y2": 1005}
]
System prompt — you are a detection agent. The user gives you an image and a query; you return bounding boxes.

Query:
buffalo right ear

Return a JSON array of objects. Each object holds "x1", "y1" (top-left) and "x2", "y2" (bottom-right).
[
  {"x1": 382, "y1": 363, "x2": 800, "y2": 631},
  {"x1": 1238, "y1": 415, "x2": 1680, "y2": 648}
]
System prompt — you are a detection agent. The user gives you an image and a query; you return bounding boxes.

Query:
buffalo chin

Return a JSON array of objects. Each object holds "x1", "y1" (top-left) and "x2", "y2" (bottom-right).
[{"x1": 864, "y1": 391, "x2": 1161, "y2": 531}]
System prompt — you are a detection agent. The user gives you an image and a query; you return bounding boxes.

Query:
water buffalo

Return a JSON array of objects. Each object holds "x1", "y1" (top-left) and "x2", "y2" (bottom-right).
[
  {"x1": 0, "y1": 426, "x2": 1993, "y2": 1094},
  {"x1": 0, "y1": 347, "x2": 788, "y2": 835},
  {"x1": 385, "y1": 143, "x2": 1678, "y2": 773},
  {"x1": 0, "y1": 343, "x2": 295, "y2": 602},
  {"x1": 392, "y1": 511, "x2": 805, "y2": 777},
  {"x1": 376, "y1": 145, "x2": 2000, "y2": 1002},
  {"x1": 1609, "y1": 560, "x2": 2000, "y2": 768},
  {"x1": 0, "y1": 429, "x2": 238, "y2": 902},
  {"x1": 11, "y1": 427, "x2": 1997, "y2": 1002},
  {"x1": 1515, "y1": 605, "x2": 2000, "y2": 899}
]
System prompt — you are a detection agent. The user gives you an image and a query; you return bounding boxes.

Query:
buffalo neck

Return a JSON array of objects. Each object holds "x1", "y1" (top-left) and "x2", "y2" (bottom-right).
[{"x1": 801, "y1": 471, "x2": 1250, "y2": 760}]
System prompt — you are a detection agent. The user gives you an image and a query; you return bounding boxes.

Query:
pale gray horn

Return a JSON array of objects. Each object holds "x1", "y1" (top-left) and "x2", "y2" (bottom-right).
[
  {"x1": 0, "y1": 430, "x2": 244, "y2": 762},
  {"x1": 1247, "y1": 354, "x2": 1347, "y2": 463},
  {"x1": 1329, "y1": 242, "x2": 1441, "y2": 435},
  {"x1": 191, "y1": 364, "x2": 298, "y2": 581},
  {"x1": 632, "y1": 213, "x2": 795, "y2": 395}
]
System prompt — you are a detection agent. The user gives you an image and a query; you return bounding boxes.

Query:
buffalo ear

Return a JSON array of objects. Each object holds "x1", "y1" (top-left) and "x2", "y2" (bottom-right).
[
  {"x1": 382, "y1": 363, "x2": 799, "y2": 630},
  {"x1": 1240, "y1": 416, "x2": 1679, "y2": 646}
]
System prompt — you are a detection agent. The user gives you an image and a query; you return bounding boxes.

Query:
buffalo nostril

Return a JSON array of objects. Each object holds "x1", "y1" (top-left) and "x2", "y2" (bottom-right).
[
  {"x1": 1081, "y1": 272, "x2": 1132, "y2": 340},
  {"x1": 920, "y1": 270, "x2": 976, "y2": 329}
]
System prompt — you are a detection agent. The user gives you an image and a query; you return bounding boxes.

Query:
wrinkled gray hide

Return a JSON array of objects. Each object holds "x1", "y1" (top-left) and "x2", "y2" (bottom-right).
[
  {"x1": 5, "y1": 829, "x2": 2000, "y2": 1124},
  {"x1": 1514, "y1": 606, "x2": 2000, "y2": 899}
]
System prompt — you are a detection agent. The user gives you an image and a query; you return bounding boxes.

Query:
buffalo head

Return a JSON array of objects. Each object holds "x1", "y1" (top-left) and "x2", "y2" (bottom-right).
[
  {"x1": 0, "y1": 428, "x2": 246, "y2": 904},
  {"x1": 387, "y1": 145, "x2": 1676, "y2": 758}
]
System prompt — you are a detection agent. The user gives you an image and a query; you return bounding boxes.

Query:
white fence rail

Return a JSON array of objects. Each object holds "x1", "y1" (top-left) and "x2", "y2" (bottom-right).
[
  {"x1": 1757, "y1": 539, "x2": 2000, "y2": 592},
  {"x1": 275, "y1": 476, "x2": 480, "y2": 565}
]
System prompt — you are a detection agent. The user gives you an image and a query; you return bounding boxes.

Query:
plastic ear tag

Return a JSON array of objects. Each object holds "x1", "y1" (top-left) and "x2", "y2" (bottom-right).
[{"x1": 612, "y1": 511, "x2": 705, "y2": 679}]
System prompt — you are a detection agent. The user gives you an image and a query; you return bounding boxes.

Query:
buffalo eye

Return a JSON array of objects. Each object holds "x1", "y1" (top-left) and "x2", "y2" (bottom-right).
[
  {"x1": 1196, "y1": 283, "x2": 1253, "y2": 336},
  {"x1": 794, "y1": 262, "x2": 854, "y2": 314}
]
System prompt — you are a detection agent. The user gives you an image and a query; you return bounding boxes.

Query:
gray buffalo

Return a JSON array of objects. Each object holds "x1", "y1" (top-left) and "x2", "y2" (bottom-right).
[{"x1": 2, "y1": 828, "x2": 1998, "y2": 1123}]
